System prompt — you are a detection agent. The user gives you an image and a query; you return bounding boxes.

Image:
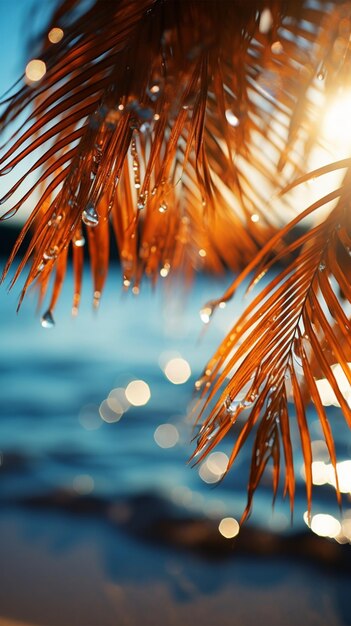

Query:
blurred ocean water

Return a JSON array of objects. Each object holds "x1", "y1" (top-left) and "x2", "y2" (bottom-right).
[{"x1": 0, "y1": 264, "x2": 350, "y2": 535}]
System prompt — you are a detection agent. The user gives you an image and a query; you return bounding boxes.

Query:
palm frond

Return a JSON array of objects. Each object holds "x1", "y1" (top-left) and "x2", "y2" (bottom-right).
[
  {"x1": 193, "y1": 172, "x2": 351, "y2": 520},
  {"x1": 0, "y1": 0, "x2": 344, "y2": 318}
]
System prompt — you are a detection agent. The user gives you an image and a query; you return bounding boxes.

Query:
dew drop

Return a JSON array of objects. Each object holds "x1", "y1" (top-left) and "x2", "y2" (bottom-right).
[
  {"x1": 0, "y1": 164, "x2": 14, "y2": 176},
  {"x1": 41, "y1": 309, "x2": 55, "y2": 328},
  {"x1": 0, "y1": 207, "x2": 17, "y2": 220},
  {"x1": 160, "y1": 262, "x2": 170, "y2": 277},
  {"x1": 93, "y1": 290, "x2": 101, "y2": 308},
  {"x1": 73, "y1": 233, "x2": 85, "y2": 247},
  {"x1": 137, "y1": 194, "x2": 146, "y2": 210},
  {"x1": 271, "y1": 40, "x2": 283, "y2": 54},
  {"x1": 319, "y1": 261, "x2": 326, "y2": 271},
  {"x1": 200, "y1": 304, "x2": 214, "y2": 324},
  {"x1": 43, "y1": 246, "x2": 58, "y2": 260},
  {"x1": 242, "y1": 399, "x2": 254, "y2": 408},
  {"x1": 147, "y1": 82, "x2": 161, "y2": 101},
  {"x1": 224, "y1": 395, "x2": 239, "y2": 415},
  {"x1": 0, "y1": 191, "x2": 13, "y2": 205},
  {"x1": 82, "y1": 205, "x2": 99, "y2": 227},
  {"x1": 140, "y1": 122, "x2": 151, "y2": 133},
  {"x1": 225, "y1": 109, "x2": 240, "y2": 127},
  {"x1": 158, "y1": 202, "x2": 167, "y2": 213}
]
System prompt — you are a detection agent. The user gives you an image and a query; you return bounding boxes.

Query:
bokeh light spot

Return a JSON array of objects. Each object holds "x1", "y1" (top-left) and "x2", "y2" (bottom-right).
[
  {"x1": 164, "y1": 357, "x2": 191, "y2": 385},
  {"x1": 107, "y1": 387, "x2": 130, "y2": 413},
  {"x1": 125, "y1": 380, "x2": 151, "y2": 406},
  {"x1": 72, "y1": 474, "x2": 94, "y2": 495},
  {"x1": 79, "y1": 404, "x2": 102, "y2": 430},
  {"x1": 99, "y1": 399, "x2": 123, "y2": 423},
  {"x1": 218, "y1": 517, "x2": 240, "y2": 538},
  {"x1": 307, "y1": 513, "x2": 341, "y2": 538},
  {"x1": 154, "y1": 423, "x2": 179, "y2": 448},
  {"x1": 25, "y1": 59, "x2": 46, "y2": 82},
  {"x1": 48, "y1": 27, "x2": 64, "y2": 43}
]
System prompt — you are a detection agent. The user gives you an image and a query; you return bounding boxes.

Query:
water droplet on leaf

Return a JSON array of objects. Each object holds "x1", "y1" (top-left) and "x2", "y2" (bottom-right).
[
  {"x1": 82, "y1": 205, "x2": 99, "y2": 227},
  {"x1": 0, "y1": 164, "x2": 14, "y2": 176},
  {"x1": 73, "y1": 233, "x2": 85, "y2": 247},
  {"x1": 41, "y1": 309, "x2": 55, "y2": 328},
  {"x1": 200, "y1": 304, "x2": 213, "y2": 324}
]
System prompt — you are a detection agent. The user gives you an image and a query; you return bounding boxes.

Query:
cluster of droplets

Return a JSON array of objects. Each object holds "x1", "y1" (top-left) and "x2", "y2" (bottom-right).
[
  {"x1": 130, "y1": 135, "x2": 141, "y2": 192},
  {"x1": 48, "y1": 212, "x2": 64, "y2": 229},
  {"x1": 37, "y1": 245, "x2": 59, "y2": 273},
  {"x1": 224, "y1": 392, "x2": 256, "y2": 422}
]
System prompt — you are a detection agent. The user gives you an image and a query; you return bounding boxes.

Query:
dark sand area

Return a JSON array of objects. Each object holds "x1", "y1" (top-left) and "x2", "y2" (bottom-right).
[{"x1": 0, "y1": 499, "x2": 351, "y2": 626}]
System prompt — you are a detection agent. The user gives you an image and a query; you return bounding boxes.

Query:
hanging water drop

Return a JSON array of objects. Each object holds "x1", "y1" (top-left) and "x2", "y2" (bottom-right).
[
  {"x1": 140, "y1": 122, "x2": 151, "y2": 133},
  {"x1": 224, "y1": 395, "x2": 237, "y2": 414},
  {"x1": 73, "y1": 232, "x2": 85, "y2": 247},
  {"x1": 160, "y1": 262, "x2": 170, "y2": 277},
  {"x1": 158, "y1": 202, "x2": 167, "y2": 213},
  {"x1": 93, "y1": 290, "x2": 101, "y2": 308},
  {"x1": 225, "y1": 109, "x2": 240, "y2": 127},
  {"x1": 137, "y1": 194, "x2": 146, "y2": 210},
  {"x1": 41, "y1": 309, "x2": 55, "y2": 328},
  {"x1": 319, "y1": 261, "x2": 326, "y2": 271},
  {"x1": 82, "y1": 205, "x2": 99, "y2": 227},
  {"x1": 242, "y1": 399, "x2": 254, "y2": 408},
  {"x1": 200, "y1": 303, "x2": 214, "y2": 324}
]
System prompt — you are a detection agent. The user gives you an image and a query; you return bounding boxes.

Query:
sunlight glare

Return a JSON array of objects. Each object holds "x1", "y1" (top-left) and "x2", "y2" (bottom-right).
[
  {"x1": 310, "y1": 513, "x2": 341, "y2": 538},
  {"x1": 323, "y1": 93, "x2": 351, "y2": 145}
]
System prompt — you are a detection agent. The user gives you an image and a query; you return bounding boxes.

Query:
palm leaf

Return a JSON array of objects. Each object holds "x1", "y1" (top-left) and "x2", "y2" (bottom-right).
[
  {"x1": 193, "y1": 173, "x2": 351, "y2": 520},
  {"x1": 0, "y1": 0, "x2": 343, "y2": 319}
]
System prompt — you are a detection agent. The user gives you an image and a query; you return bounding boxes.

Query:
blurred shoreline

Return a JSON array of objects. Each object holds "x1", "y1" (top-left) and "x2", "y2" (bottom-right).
[{"x1": 1, "y1": 502, "x2": 351, "y2": 626}]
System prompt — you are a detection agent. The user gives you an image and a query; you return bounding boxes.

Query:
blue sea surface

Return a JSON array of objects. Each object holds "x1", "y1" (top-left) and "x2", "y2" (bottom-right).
[{"x1": 0, "y1": 264, "x2": 349, "y2": 533}]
